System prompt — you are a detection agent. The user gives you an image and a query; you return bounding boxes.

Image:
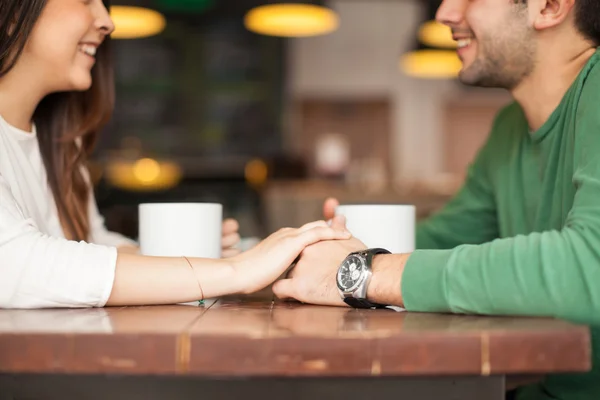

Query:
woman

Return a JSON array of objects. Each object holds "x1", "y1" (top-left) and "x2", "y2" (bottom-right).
[{"x1": 0, "y1": 0, "x2": 350, "y2": 308}]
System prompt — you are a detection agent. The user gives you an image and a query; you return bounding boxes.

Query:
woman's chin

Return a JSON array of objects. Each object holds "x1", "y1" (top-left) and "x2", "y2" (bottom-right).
[{"x1": 68, "y1": 72, "x2": 93, "y2": 91}]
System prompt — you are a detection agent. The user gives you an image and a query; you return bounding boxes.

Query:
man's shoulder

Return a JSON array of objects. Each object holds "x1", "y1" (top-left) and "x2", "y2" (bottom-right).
[
  {"x1": 573, "y1": 51, "x2": 600, "y2": 150},
  {"x1": 579, "y1": 51, "x2": 600, "y2": 107}
]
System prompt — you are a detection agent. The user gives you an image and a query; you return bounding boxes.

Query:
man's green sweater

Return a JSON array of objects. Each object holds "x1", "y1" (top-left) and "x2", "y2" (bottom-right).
[{"x1": 402, "y1": 48, "x2": 600, "y2": 400}]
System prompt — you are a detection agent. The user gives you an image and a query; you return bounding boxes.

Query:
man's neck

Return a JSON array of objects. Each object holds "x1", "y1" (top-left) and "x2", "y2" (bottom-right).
[{"x1": 511, "y1": 45, "x2": 597, "y2": 132}]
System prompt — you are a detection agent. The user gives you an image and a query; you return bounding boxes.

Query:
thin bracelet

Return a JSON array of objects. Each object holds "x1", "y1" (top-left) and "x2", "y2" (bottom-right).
[{"x1": 182, "y1": 256, "x2": 205, "y2": 301}]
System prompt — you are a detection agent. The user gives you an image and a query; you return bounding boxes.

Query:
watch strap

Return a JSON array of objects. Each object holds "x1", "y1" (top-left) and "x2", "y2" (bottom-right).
[
  {"x1": 343, "y1": 297, "x2": 387, "y2": 309},
  {"x1": 365, "y1": 247, "x2": 392, "y2": 258},
  {"x1": 350, "y1": 247, "x2": 390, "y2": 260}
]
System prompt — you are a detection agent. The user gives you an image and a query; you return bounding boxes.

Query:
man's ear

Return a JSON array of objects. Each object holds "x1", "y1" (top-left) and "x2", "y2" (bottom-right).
[{"x1": 531, "y1": 0, "x2": 575, "y2": 31}]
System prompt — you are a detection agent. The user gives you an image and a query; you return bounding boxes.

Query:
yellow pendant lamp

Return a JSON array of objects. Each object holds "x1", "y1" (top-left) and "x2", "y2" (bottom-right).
[
  {"x1": 400, "y1": 45, "x2": 462, "y2": 79},
  {"x1": 110, "y1": 6, "x2": 166, "y2": 39},
  {"x1": 418, "y1": 20, "x2": 456, "y2": 49},
  {"x1": 400, "y1": 0, "x2": 460, "y2": 79},
  {"x1": 244, "y1": 0, "x2": 339, "y2": 38}
]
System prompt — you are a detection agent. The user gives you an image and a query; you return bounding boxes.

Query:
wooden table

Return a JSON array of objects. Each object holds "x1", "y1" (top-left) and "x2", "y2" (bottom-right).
[{"x1": 0, "y1": 295, "x2": 591, "y2": 400}]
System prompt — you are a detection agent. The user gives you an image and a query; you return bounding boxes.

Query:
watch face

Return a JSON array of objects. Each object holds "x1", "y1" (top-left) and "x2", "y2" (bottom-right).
[{"x1": 337, "y1": 255, "x2": 366, "y2": 292}]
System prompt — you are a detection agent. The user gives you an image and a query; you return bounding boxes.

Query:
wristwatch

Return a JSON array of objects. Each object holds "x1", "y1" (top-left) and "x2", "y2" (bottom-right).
[{"x1": 336, "y1": 248, "x2": 391, "y2": 309}]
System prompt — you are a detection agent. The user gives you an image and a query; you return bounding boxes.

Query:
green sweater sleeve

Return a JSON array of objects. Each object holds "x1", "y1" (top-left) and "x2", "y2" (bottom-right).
[{"x1": 403, "y1": 87, "x2": 600, "y2": 323}]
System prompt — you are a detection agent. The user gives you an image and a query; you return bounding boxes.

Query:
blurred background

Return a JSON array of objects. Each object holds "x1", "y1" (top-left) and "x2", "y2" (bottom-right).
[{"x1": 92, "y1": 0, "x2": 512, "y2": 241}]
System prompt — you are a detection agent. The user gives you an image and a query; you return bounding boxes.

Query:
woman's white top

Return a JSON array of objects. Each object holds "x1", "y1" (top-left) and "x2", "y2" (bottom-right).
[{"x1": 0, "y1": 115, "x2": 135, "y2": 309}]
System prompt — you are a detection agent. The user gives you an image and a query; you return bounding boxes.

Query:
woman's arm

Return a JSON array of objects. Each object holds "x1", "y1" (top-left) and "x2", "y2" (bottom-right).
[
  {"x1": 107, "y1": 254, "x2": 234, "y2": 306},
  {"x1": 1, "y1": 174, "x2": 350, "y2": 309},
  {"x1": 107, "y1": 220, "x2": 349, "y2": 306}
]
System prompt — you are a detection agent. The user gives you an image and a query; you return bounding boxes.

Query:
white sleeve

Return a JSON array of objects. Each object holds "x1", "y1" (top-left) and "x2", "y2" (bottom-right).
[
  {"x1": 0, "y1": 174, "x2": 118, "y2": 309},
  {"x1": 88, "y1": 190, "x2": 138, "y2": 249}
]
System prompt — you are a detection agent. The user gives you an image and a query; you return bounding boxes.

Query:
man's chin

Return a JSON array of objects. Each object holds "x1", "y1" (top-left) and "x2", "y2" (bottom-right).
[
  {"x1": 457, "y1": 69, "x2": 478, "y2": 86},
  {"x1": 457, "y1": 67, "x2": 488, "y2": 88}
]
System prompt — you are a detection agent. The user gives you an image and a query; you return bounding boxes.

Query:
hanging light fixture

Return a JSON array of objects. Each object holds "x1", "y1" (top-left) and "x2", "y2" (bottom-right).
[
  {"x1": 399, "y1": 0, "x2": 460, "y2": 79},
  {"x1": 418, "y1": 20, "x2": 456, "y2": 49},
  {"x1": 110, "y1": 6, "x2": 166, "y2": 39},
  {"x1": 244, "y1": 0, "x2": 339, "y2": 38},
  {"x1": 400, "y1": 45, "x2": 462, "y2": 79}
]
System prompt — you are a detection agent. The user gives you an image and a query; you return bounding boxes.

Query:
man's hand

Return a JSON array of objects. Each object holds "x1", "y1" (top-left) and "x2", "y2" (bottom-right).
[
  {"x1": 222, "y1": 219, "x2": 241, "y2": 258},
  {"x1": 272, "y1": 215, "x2": 366, "y2": 306},
  {"x1": 273, "y1": 213, "x2": 410, "y2": 308}
]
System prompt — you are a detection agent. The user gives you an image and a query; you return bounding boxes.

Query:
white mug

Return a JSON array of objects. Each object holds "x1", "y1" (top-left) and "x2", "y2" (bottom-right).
[
  {"x1": 139, "y1": 203, "x2": 222, "y2": 258},
  {"x1": 335, "y1": 204, "x2": 415, "y2": 253}
]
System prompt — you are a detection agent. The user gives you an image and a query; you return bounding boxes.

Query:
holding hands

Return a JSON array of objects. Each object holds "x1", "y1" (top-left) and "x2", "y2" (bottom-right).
[{"x1": 229, "y1": 219, "x2": 352, "y2": 295}]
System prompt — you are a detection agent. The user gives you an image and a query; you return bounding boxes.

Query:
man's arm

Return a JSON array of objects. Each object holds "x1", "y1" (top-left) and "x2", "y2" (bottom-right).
[
  {"x1": 366, "y1": 198, "x2": 600, "y2": 323},
  {"x1": 289, "y1": 168, "x2": 600, "y2": 323},
  {"x1": 275, "y1": 92, "x2": 600, "y2": 324},
  {"x1": 366, "y1": 253, "x2": 408, "y2": 306},
  {"x1": 370, "y1": 97, "x2": 600, "y2": 324}
]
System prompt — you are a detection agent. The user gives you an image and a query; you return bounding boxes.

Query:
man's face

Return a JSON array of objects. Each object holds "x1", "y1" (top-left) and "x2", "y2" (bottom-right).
[{"x1": 437, "y1": 0, "x2": 537, "y2": 89}]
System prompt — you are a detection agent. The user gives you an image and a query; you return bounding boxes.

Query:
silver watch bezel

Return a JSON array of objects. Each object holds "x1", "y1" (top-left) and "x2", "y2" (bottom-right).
[{"x1": 336, "y1": 251, "x2": 371, "y2": 297}]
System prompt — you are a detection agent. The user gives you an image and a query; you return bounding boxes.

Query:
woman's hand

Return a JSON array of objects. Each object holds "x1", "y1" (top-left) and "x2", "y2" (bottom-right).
[
  {"x1": 222, "y1": 219, "x2": 241, "y2": 257},
  {"x1": 229, "y1": 218, "x2": 352, "y2": 295}
]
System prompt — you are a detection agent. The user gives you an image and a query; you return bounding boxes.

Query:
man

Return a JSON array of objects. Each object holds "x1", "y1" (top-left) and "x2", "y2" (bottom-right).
[{"x1": 272, "y1": 0, "x2": 600, "y2": 399}]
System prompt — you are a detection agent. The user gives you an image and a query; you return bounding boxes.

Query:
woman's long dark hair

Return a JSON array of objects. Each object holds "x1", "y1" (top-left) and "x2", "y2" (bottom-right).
[{"x1": 0, "y1": 0, "x2": 114, "y2": 241}]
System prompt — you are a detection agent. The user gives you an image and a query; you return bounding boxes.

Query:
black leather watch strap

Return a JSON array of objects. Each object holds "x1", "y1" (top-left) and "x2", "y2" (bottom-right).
[
  {"x1": 366, "y1": 247, "x2": 392, "y2": 257},
  {"x1": 343, "y1": 297, "x2": 387, "y2": 309}
]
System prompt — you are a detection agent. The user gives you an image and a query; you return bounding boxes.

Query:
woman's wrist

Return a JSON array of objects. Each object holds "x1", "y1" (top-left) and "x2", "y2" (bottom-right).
[{"x1": 189, "y1": 257, "x2": 241, "y2": 299}]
